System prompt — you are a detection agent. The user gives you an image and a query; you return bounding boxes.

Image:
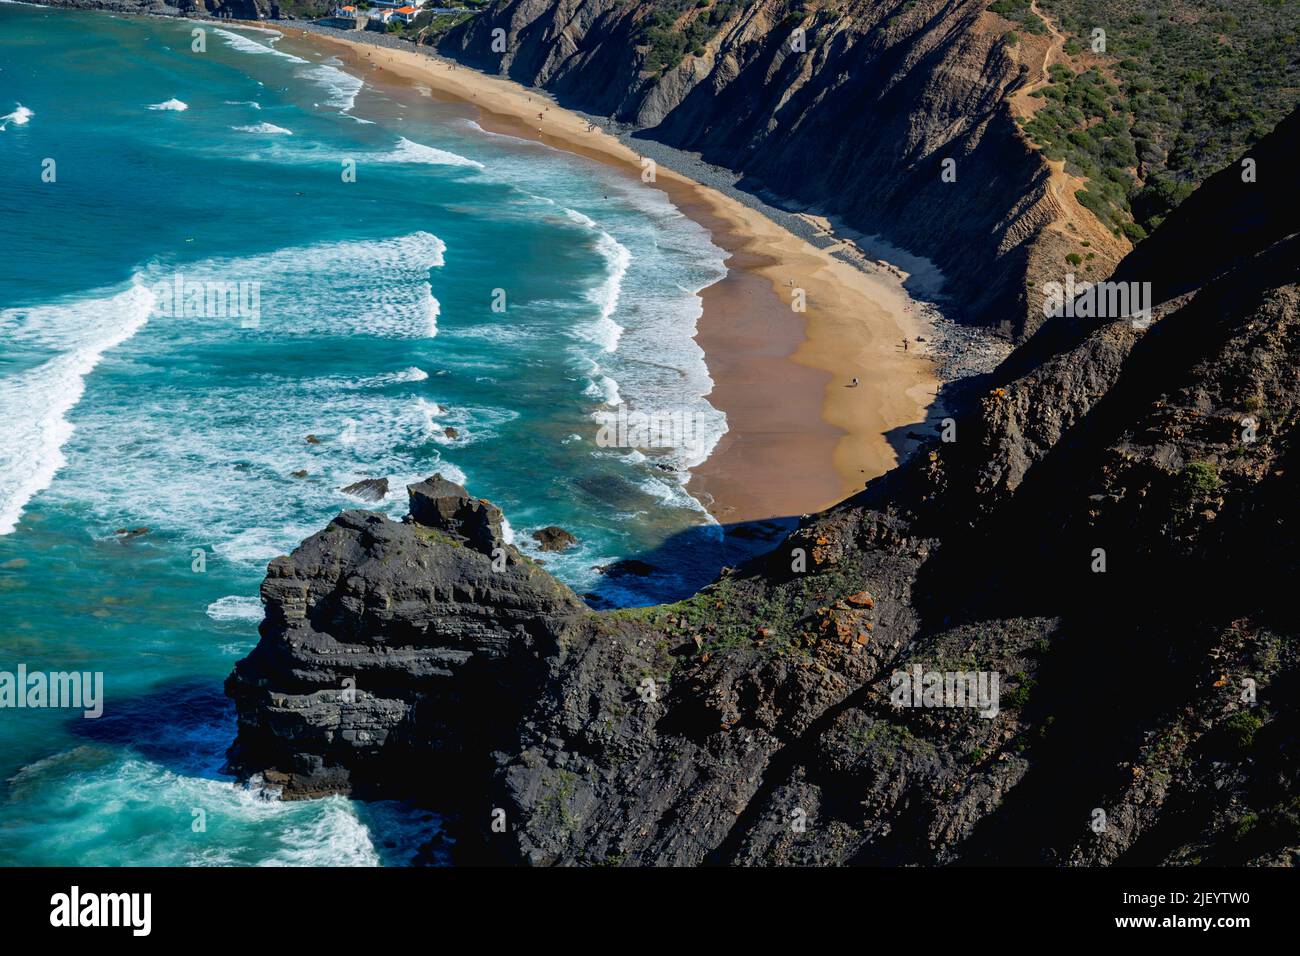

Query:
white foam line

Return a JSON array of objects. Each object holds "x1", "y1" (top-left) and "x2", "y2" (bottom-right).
[
  {"x1": 206, "y1": 595, "x2": 264, "y2": 622},
  {"x1": 0, "y1": 284, "x2": 155, "y2": 535},
  {"x1": 214, "y1": 27, "x2": 307, "y2": 64}
]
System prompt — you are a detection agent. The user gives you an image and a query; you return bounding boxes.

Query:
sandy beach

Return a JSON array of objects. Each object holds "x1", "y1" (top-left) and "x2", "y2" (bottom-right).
[{"x1": 276, "y1": 27, "x2": 940, "y2": 523}]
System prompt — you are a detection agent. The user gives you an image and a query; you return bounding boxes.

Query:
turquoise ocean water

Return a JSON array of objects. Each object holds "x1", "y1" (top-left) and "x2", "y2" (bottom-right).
[{"x1": 0, "y1": 4, "x2": 745, "y2": 864}]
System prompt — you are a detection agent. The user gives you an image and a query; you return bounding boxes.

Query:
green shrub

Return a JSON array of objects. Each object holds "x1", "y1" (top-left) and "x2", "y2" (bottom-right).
[
  {"x1": 1181, "y1": 460, "x2": 1222, "y2": 500},
  {"x1": 1224, "y1": 711, "x2": 1262, "y2": 752},
  {"x1": 1022, "y1": 0, "x2": 1298, "y2": 239},
  {"x1": 1119, "y1": 220, "x2": 1147, "y2": 242}
]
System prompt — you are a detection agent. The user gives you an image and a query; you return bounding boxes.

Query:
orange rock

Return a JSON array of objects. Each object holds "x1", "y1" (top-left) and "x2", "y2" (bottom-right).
[{"x1": 846, "y1": 590, "x2": 875, "y2": 608}]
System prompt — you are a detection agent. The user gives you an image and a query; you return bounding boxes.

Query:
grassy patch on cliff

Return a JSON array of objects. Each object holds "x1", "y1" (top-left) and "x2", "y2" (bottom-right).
[
  {"x1": 608, "y1": 563, "x2": 859, "y2": 663},
  {"x1": 988, "y1": 0, "x2": 1049, "y2": 35},
  {"x1": 1032, "y1": 0, "x2": 1298, "y2": 234},
  {"x1": 635, "y1": 0, "x2": 743, "y2": 73}
]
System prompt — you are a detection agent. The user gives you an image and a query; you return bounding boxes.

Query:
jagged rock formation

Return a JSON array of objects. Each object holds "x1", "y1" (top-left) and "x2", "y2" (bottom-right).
[
  {"x1": 340, "y1": 477, "x2": 390, "y2": 502},
  {"x1": 224, "y1": 475, "x2": 585, "y2": 799},
  {"x1": 227, "y1": 109, "x2": 1300, "y2": 866}
]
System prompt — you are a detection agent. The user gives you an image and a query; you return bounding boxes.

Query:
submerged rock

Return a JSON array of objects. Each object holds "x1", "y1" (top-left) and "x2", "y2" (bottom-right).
[
  {"x1": 603, "y1": 558, "x2": 657, "y2": 577},
  {"x1": 340, "y1": 477, "x2": 389, "y2": 502},
  {"x1": 531, "y1": 526, "x2": 577, "y2": 552}
]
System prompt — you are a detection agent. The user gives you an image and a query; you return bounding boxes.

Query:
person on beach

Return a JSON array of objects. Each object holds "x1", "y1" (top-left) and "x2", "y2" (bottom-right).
[{"x1": 849, "y1": 377, "x2": 860, "y2": 387}]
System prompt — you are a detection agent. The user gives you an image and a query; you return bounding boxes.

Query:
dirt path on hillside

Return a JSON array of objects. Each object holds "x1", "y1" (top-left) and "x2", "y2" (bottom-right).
[{"x1": 1005, "y1": 1, "x2": 1128, "y2": 258}]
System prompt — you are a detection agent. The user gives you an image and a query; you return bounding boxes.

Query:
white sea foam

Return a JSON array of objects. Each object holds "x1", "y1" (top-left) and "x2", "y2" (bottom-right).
[
  {"x1": 259, "y1": 801, "x2": 383, "y2": 867},
  {"x1": 38, "y1": 310, "x2": 473, "y2": 553},
  {"x1": 0, "y1": 284, "x2": 155, "y2": 536},
  {"x1": 563, "y1": 207, "x2": 598, "y2": 230},
  {"x1": 566, "y1": 219, "x2": 629, "y2": 354},
  {"x1": 303, "y1": 61, "x2": 364, "y2": 112},
  {"x1": 206, "y1": 595, "x2": 264, "y2": 622},
  {"x1": 387, "y1": 136, "x2": 484, "y2": 169},
  {"x1": 362, "y1": 366, "x2": 428, "y2": 387},
  {"x1": 212, "y1": 523, "x2": 319, "y2": 566},
  {"x1": 432, "y1": 462, "x2": 468, "y2": 488},
  {"x1": 554, "y1": 209, "x2": 630, "y2": 353},
  {"x1": 147, "y1": 98, "x2": 189, "y2": 111},
  {"x1": 448, "y1": 322, "x2": 537, "y2": 346},
  {"x1": 214, "y1": 27, "x2": 307, "y2": 64},
  {"x1": 222, "y1": 23, "x2": 282, "y2": 37},
  {"x1": 447, "y1": 131, "x2": 732, "y2": 499},
  {"x1": 11, "y1": 752, "x2": 442, "y2": 866},
  {"x1": 149, "y1": 231, "x2": 446, "y2": 339},
  {"x1": 233, "y1": 122, "x2": 293, "y2": 135},
  {"x1": 584, "y1": 372, "x2": 622, "y2": 407},
  {"x1": 224, "y1": 100, "x2": 262, "y2": 109},
  {"x1": 214, "y1": 28, "x2": 362, "y2": 114},
  {"x1": 0, "y1": 103, "x2": 33, "y2": 129},
  {"x1": 239, "y1": 136, "x2": 480, "y2": 172}
]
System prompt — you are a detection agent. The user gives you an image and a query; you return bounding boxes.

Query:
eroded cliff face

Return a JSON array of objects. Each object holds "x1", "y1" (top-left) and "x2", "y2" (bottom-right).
[
  {"x1": 439, "y1": 0, "x2": 1103, "y2": 335},
  {"x1": 226, "y1": 111, "x2": 1300, "y2": 866}
]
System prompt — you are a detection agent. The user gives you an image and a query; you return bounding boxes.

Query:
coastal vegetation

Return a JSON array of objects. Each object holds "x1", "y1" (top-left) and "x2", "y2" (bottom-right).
[
  {"x1": 1018, "y1": 0, "x2": 1299, "y2": 235},
  {"x1": 635, "y1": 0, "x2": 743, "y2": 74},
  {"x1": 987, "y1": 0, "x2": 1048, "y2": 35}
]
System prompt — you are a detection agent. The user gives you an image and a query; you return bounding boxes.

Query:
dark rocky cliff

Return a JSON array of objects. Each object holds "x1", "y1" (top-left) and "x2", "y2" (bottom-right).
[
  {"x1": 439, "y1": 0, "x2": 1074, "y2": 335},
  {"x1": 227, "y1": 110, "x2": 1300, "y2": 865}
]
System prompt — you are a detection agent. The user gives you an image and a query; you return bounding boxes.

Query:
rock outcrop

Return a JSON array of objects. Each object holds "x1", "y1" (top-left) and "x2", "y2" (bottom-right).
[
  {"x1": 228, "y1": 112, "x2": 1300, "y2": 864},
  {"x1": 531, "y1": 526, "x2": 577, "y2": 551},
  {"x1": 224, "y1": 475, "x2": 585, "y2": 799},
  {"x1": 339, "y1": 477, "x2": 389, "y2": 502}
]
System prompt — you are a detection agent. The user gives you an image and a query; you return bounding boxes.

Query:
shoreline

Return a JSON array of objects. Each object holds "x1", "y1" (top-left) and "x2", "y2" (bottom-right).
[{"x1": 258, "y1": 22, "x2": 943, "y2": 523}]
